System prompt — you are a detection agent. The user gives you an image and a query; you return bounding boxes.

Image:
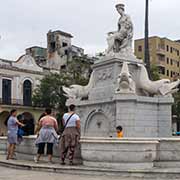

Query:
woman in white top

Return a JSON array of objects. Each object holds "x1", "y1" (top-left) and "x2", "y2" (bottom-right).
[{"x1": 60, "y1": 104, "x2": 80, "y2": 165}]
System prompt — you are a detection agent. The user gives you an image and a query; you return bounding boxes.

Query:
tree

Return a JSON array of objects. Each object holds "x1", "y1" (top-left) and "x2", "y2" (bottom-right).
[
  {"x1": 67, "y1": 55, "x2": 92, "y2": 85},
  {"x1": 32, "y1": 72, "x2": 70, "y2": 113},
  {"x1": 32, "y1": 56, "x2": 91, "y2": 113},
  {"x1": 150, "y1": 64, "x2": 160, "y2": 81}
]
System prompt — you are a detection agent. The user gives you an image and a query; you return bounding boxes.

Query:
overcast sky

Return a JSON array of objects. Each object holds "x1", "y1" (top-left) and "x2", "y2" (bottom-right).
[{"x1": 0, "y1": 0, "x2": 179, "y2": 60}]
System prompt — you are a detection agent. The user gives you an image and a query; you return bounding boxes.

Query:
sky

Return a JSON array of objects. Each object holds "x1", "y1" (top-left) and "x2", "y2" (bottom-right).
[{"x1": 0, "y1": 0, "x2": 180, "y2": 60}]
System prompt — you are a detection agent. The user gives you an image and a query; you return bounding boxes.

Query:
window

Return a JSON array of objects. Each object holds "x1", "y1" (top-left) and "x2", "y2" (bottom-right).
[
  {"x1": 167, "y1": 70, "x2": 169, "y2": 76},
  {"x1": 167, "y1": 57, "x2": 169, "y2": 64},
  {"x1": 158, "y1": 67, "x2": 165, "y2": 75},
  {"x1": 2, "y1": 79, "x2": 11, "y2": 104},
  {"x1": 64, "y1": 49, "x2": 68, "y2": 55},
  {"x1": 170, "y1": 59, "x2": 173, "y2": 65},
  {"x1": 177, "y1": 50, "x2": 179, "y2": 56},
  {"x1": 23, "y1": 80, "x2": 32, "y2": 106},
  {"x1": 61, "y1": 65, "x2": 66, "y2": 70},
  {"x1": 138, "y1": 45, "x2": 142, "y2": 52},
  {"x1": 49, "y1": 42, "x2": 56, "y2": 52},
  {"x1": 177, "y1": 62, "x2": 180, "y2": 67},
  {"x1": 166, "y1": 45, "x2": 169, "y2": 51},
  {"x1": 62, "y1": 42, "x2": 68, "y2": 47},
  {"x1": 158, "y1": 55, "x2": 165, "y2": 61},
  {"x1": 170, "y1": 47, "x2": 173, "y2": 53},
  {"x1": 171, "y1": 71, "x2": 173, "y2": 77}
]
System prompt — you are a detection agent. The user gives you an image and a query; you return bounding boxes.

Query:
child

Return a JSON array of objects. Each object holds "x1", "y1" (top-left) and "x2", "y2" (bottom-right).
[
  {"x1": 17, "y1": 114, "x2": 25, "y2": 144},
  {"x1": 116, "y1": 126, "x2": 123, "y2": 138}
]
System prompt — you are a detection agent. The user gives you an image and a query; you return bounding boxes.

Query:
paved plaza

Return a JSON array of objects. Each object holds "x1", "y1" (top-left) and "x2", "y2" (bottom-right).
[
  {"x1": 0, "y1": 153, "x2": 180, "y2": 180},
  {"x1": 1, "y1": 165, "x2": 180, "y2": 180},
  {"x1": 0, "y1": 166, "x2": 143, "y2": 180}
]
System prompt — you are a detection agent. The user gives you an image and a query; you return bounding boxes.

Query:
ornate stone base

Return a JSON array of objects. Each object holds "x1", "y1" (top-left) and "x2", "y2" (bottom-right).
[
  {"x1": 80, "y1": 137, "x2": 158, "y2": 170},
  {"x1": 80, "y1": 137, "x2": 180, "y2": 170},
  {"x1": 71, "y1": 94, "x2": 173, "y2": 138}
]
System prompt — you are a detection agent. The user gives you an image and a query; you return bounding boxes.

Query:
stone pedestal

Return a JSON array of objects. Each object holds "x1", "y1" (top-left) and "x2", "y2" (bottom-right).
[
  {"x1": 72, "y1": 94, "x2": 173, "y2": 138},
  {"x1": 66, "y1": 57, "x2": 174, "y2": 138}
]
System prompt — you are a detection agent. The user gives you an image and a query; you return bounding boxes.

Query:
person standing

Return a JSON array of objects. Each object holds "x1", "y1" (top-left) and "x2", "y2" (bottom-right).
[
  {"x1": 6, "y1": 109, "x2": 24, "y2": 160},
  {"x1": 60, "y1": 104, "x2": 80, "y2": 165},
  {"x1": 34, "y1": 108, "x2": 58, "y2": 163}
]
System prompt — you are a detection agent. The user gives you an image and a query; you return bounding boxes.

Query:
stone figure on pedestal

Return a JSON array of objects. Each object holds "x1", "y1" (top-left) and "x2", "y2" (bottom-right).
[
  {"x1": 106, "y1": 4, "x2": 133, "y2": 56},
  {"x1": 62, "y1": 3, "x2": 180, "y2": 101}
]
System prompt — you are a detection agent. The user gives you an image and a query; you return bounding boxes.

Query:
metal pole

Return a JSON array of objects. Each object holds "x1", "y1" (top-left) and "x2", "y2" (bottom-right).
[{"x1": 144, "y1": 0, "x2": 151, "y2": 79}]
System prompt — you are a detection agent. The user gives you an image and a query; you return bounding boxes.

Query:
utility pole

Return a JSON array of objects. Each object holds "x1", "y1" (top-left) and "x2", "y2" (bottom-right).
[{"x1": 144, "y1": 0, "x2": 151, "y2": 79}]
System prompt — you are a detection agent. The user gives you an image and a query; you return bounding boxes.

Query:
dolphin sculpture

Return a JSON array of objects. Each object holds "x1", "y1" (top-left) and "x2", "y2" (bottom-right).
[
  {"x1": 62, "y1": 71, "x2": 95, "y2": 100},
  {"x1": 138, "y1": 64, "x2": 180, "y2": 96}
]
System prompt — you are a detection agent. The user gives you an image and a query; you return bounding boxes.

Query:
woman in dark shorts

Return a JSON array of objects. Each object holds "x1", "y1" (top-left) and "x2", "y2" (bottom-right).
[{"x1": 34, "y1": 108, "x2": 58, "y2": 163}]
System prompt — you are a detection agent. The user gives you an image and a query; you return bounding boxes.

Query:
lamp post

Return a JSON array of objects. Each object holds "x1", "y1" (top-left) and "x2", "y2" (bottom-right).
[{"x1": 144, "y1": 0, "x2": 151, "y2": 79}]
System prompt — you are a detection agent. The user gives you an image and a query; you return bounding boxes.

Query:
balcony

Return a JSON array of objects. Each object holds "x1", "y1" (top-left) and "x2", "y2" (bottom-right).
[
  {"x1": 157, "y1": 54, "x2": 166, "y2": 67},
  {"x1": 0, "y1": 98, "x2": 32, "y2": 107},
  {"x1": 156, "y1": 48, "x2": 165, "y2": 55},
  {"x1": 157, "y1": 60, "x2": 165, "y2": 67}
]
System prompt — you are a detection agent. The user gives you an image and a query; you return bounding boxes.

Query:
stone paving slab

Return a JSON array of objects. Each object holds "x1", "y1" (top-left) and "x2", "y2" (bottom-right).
[{"x1": 0, "y1": 155, "x2": 180, "y2": 179}]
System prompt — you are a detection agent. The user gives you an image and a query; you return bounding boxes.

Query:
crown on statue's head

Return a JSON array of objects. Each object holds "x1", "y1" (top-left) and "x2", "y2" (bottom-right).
[{"x1": 115, "y1": 3, "x2": 125, "y2": 10}]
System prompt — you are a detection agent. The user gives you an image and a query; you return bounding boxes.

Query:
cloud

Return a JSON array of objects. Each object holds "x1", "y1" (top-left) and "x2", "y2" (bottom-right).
[{"x1": 0, "y1": 0, "x2": 180, "y2": 59}]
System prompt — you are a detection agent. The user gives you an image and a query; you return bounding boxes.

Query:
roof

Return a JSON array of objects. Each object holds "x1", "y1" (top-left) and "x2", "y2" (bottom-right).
[
  {"x1": 26, "y1": 46, "x2": 46, "y2": 50},
  {"x1": 135, "y1": 36, "x2": 160, "y2": 41},
  {"x1": 135, "y1": 36, "x2": 180, "y2": 45},
  {"x1": 48, "y1": 30, "x2": 73, "y2": 38}
]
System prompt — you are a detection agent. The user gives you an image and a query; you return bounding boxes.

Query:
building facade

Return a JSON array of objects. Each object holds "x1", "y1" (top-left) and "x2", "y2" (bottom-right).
[
  {"x1": 0, "y1": 55, "x2": 45, "y2": 135},
  {"x1": 134, "y1": 36, "x2": 180, "y2": 80},
  {"x1": 0, "y1": 29, "x2": 92, "y2": 135}
]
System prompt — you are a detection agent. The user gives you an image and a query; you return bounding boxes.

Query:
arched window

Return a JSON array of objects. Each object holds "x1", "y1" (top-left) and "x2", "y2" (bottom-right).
[
  {"x1": 23, "y1": 80, "x2": 32, "y2": 106},
  {"x1": 2, "y1": 79, "x2": 11, "y2": 104}
]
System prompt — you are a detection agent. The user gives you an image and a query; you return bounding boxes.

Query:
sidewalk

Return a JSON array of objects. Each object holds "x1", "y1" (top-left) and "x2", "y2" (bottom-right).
[{"x1": 0, "y1": 154, "x2": 180, "y2": 179}]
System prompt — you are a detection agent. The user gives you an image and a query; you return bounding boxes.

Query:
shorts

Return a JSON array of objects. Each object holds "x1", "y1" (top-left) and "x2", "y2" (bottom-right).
[{"x1": 37, "y1": 143, "x2": 53, "y2": 155}]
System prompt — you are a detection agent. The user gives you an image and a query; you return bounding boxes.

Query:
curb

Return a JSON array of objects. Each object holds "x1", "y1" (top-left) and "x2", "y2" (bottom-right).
[{"x1": 1, "y1": 159, "x2": 180, "y2": 179}]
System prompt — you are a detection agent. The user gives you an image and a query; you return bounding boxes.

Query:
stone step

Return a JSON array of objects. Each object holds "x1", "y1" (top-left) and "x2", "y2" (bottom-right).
[{"x1": 1, "y1": 155, "x2": 180, "y2": 179}]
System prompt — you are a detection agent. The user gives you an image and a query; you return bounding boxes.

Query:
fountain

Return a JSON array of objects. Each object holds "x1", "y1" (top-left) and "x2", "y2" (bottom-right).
[{"x1": 62, "y1": 2, "x2": 180, "y2": 170}]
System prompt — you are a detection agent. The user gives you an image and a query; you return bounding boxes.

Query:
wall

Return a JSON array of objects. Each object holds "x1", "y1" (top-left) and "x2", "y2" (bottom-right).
[{"x1": 0, "y1": 136, "x2": 82, "y2": 164}]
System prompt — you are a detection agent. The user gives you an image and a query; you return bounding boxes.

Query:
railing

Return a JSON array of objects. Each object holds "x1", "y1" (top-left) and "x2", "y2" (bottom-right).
[
  {"x1": 0, "y1": 98, "x2": 32, "y2": 107},
  {"x1": 156, "y1": 48, "x2": 165, "y2": 55}
]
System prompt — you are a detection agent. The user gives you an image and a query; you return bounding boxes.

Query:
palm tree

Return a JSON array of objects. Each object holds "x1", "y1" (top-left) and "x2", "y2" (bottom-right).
[{"x1": 144, "y1": 0, "x2": 151, "y2": 79}]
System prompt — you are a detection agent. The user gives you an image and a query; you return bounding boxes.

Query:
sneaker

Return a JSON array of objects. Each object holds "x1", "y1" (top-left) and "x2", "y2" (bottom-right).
[
  {"x1": 34, "y1": 156, "x2": 39, "y2": 163},
  {"x1": 60, "y1": 161, "x2": 66, "y2": 165},
  {"x1": 69, "y1": 161, "x2": 74, "y2": 165}
]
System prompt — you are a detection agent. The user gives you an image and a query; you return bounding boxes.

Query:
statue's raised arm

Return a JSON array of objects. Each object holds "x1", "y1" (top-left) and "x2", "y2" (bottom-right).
[{"x1": 106, "y1": 4, "x2": 134, "y2": 56}]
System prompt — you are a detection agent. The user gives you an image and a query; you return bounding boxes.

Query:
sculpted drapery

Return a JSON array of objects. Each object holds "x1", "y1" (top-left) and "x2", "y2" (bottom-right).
[{"x1": 106, "y1": 4, "x2": 133, "y2": 54}]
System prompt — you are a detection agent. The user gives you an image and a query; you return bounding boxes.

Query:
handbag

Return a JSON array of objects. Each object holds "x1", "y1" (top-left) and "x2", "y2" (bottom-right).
[{"x1": 58, "y1": 113, "x2": 74, "y2": 140}]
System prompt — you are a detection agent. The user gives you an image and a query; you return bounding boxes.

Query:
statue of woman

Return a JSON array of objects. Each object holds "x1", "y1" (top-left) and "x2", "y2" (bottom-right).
[{"x1": 106, "y1": 4, "x2": 133, "y2": 55}]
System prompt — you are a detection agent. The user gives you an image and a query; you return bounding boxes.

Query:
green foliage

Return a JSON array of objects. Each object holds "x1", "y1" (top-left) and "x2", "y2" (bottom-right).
[
  {"x1": 150, "y1": 64, "x2": 160, "y2": 81},
  {"x1": 32, "y1": 72, "x2": 70, "y2": 113},
  {"x1": 67, "y1": 56, "x2": 92, "y2": 85},
  {"x1": 32, "y1": 56, "x2": 91, "y2": 116}
]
